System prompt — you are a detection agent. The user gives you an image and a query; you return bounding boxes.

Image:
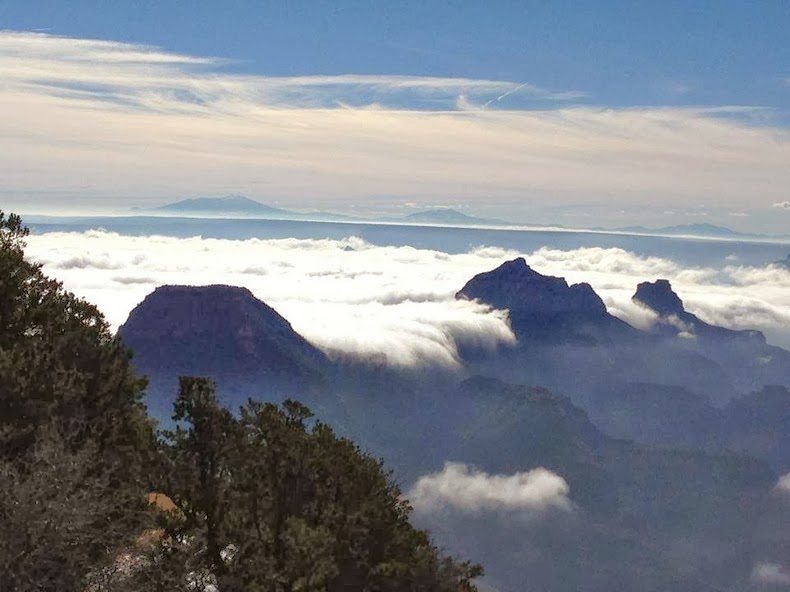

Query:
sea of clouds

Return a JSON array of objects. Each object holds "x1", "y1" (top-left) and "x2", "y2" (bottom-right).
[{"x1": 26, "y1": 230, "x2": 790, "y2": 367}]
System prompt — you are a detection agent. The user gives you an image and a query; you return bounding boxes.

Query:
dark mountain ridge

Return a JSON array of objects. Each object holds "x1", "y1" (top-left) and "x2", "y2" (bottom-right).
[{"x1": 456, "y1": 257, "x2": 636, "y2": 344}]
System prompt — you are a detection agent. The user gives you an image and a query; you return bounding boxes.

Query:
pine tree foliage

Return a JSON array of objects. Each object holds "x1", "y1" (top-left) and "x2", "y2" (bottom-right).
[
  {"x1": 132, "y1": 377, "x2": 483, "y2": 591},
  {"x1": 0, "y1": 211, "x2": 155, "y2": 591},
  {"x1": 0, "y1": 211, "x2": 153, "y2": 463}
]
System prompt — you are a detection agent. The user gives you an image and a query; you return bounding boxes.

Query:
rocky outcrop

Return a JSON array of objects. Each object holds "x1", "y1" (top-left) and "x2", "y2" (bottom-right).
[
  {"x1": 457, "y1": 257, "x2": 607, "y2": 316},
  {"x1": 633, "y1": 279, "x2": 685, "y2": 317},
  {"x1": 456, "y1": 258, "x2": 634, "y2": 344},
  {"x1": 633, "y1": 279, "x2": 765, "y2": 343}
]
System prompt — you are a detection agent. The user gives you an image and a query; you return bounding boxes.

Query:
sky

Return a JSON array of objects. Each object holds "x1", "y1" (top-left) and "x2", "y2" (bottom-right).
[{"x1": 1, "y1": 1, "x2": 789, "y2": 231}]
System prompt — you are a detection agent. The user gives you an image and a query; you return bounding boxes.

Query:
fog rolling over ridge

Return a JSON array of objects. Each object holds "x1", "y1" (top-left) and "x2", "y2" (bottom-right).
[{"x1": 22, "y1": 215, "x2": 790, "y2": 592}]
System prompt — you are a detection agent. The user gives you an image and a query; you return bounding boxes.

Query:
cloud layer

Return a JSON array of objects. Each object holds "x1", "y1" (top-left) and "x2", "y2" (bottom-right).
[
  {"x1": 2, "y1": 30, "x2": 790, "y2": 226},
  {"x1": 24, "y1": 231, "x2": 790, "y2": 367},
  {"x1": 407, "y1": 462, "x2": 571, "y2": 513},
  {"x1": 26, "y1": 230, "x2": 518, "y2": 367}
]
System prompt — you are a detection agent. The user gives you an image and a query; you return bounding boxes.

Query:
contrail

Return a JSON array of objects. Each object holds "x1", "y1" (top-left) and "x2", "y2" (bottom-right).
[{"x1": 484, "y1": 82, "x2": 531, "y2": 108}]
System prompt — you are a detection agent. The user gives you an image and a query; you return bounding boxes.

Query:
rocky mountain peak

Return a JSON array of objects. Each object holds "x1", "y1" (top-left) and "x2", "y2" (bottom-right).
[
  {"x1": 455, "y1": 257, "x2": 607, "y2": 316},
  {"x1": 632, "y1": 279, "x2": 685, "y2": 316}
]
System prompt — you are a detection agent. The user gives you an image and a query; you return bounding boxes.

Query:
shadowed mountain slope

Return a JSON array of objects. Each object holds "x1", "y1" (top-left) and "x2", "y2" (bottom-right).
[
  {"x1": 408, "y1": 376, "x2": 779, "y2": 592},
  {"x1": 119, "y1": 285, "x2": 329, "y2": 415},
  {"x1": 120, "y1": 284, "x2": 327, "y2": 376}
]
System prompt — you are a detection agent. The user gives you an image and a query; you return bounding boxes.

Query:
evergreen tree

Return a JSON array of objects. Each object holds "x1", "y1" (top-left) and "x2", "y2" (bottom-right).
[
  {"x1": 0, "y1": 211, "x2": 155, "y2": 591},
  {"x1": 139, "y1": 377, "x2": 482, "y2": 591}
]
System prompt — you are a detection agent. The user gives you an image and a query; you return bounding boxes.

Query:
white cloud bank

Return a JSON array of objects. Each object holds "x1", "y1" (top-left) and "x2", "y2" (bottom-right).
[
  {"x1": 26, "y1": 231, "x2": 518, "y2": 368},
  {"x1": 407, "y1": 462, "x2": 571, "y2": 513},
  {"x1": 1, "y1": 30, "x2": 789, "y2": 221},
  {"x1": 24, "y1": 231, "x2": 790, "y2": 366},
  {"x1": 776, "y1": 473, "x2": 790, "y2": 493}
]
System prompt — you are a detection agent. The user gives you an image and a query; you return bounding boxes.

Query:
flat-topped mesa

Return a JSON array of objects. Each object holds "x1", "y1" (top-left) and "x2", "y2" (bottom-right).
[
  {"x1": 119, "y1": 284, "x2": 327, "y2": 377},
  {"x1": 456, "y1": 257, "x2": 607, "y2": 317}
]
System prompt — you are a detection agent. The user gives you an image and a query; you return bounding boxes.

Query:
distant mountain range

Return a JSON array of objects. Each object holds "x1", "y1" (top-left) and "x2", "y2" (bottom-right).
[
  {"x1": 138, "y1": 196, "x2": 789, "y2": 240},
  {"x1": 392, "y1": 208, "x2": 513, "y2": 227},
  {"x1": 143, "y1": 197, "x2": 516, "y2": 227}
]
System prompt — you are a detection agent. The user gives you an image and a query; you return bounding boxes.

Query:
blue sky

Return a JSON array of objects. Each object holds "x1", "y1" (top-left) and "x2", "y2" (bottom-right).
[
  {"x1": 1, "y1": 1, "x2": 788, "y2": 230},
  {"x1": 3, "y1": 0, "x2": 787, "y2": 110}
]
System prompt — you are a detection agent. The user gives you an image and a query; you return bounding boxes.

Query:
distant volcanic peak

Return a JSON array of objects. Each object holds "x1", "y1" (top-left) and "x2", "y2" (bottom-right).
[
  {"x1": 632, "y1": 279, "x2": 685, "y2": 316},
  {"x1": 155, "y1": 195, "x2": 287, "y2": 215},
  {"x1": 456, "y1": 258, "x2": 607, "y2": 316}
]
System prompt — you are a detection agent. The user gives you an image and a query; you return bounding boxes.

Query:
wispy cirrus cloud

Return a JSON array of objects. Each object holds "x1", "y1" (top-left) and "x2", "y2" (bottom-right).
[{"x1": 0, "y1": 31, "x2": 575, "y2": 112}]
